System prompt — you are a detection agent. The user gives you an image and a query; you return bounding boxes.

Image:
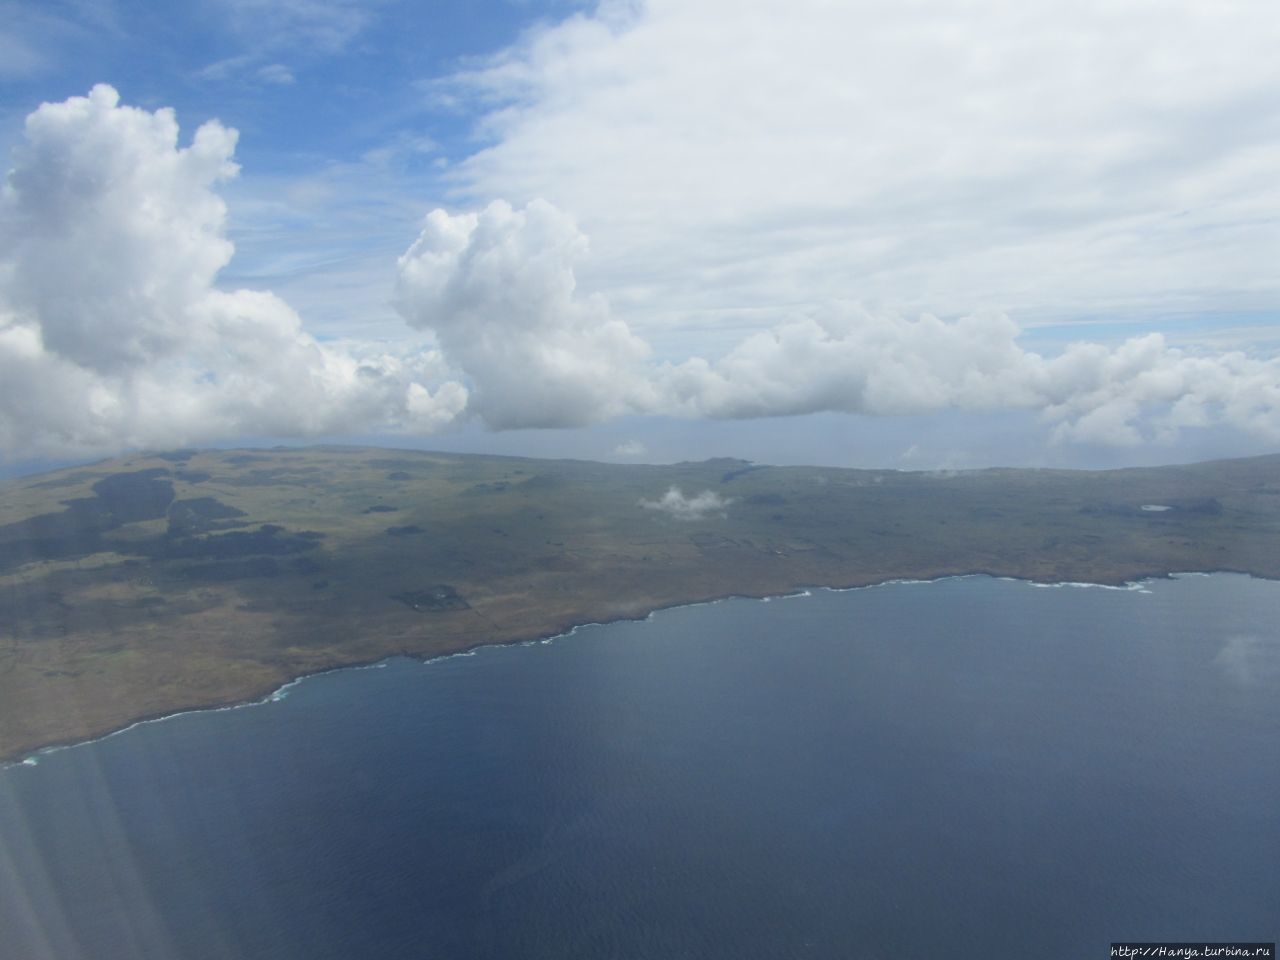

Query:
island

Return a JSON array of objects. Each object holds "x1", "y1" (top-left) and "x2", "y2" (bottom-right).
[{"x1": 2, "y1": 445, "x2": 1278, "y2": 764}]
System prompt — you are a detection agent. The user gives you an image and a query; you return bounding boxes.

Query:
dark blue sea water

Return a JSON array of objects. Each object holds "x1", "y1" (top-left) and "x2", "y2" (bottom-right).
[{"x1": 1, "y1": 574, "x2": 1278, "y2": 959}]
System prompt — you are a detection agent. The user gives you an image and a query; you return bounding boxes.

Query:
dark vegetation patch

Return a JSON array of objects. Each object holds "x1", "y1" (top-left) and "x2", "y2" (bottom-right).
[
  {"x1": 82, "y1": 470, "x2": 175, "y2": 523},
  {"x1": 387, "y1": 471, "x2": 412, "y2": 481},
  {"x1": 390, "y1": 585, "x2": 469, "y2": 612},
  {"x1": 226, "y1": 454, "x2": 273, "y2": 466},
  {"x1": 385, "y1": 525, "x2": 423, "y2": 536},
  {"x1": 0, "y1": 470, "x2": 175, "y2": 572},
  {"x1": 720, "y1": 463, "x2": 764, "y2": 483},
  {"x1": 363, "y1": 504, "x2": 399, "y2": 514},
  {"x1": 167, "y1": 497, "x2": 249, "y2": 536},
  {"x1": 0, "y1": 513, "x2": 105, "y2": 568},
  {"x1": 292, "y1": 556, "x2": 325, "y2": 575},
  {"x1": 154, "y1": 450, "x2": 197, "y2": 462},
  {"x1": 174, "y1": 470, "x2": 212, "y2": 483},
  {"x1": 178, "y1": 557, "x2": 282, "y2": 581}
]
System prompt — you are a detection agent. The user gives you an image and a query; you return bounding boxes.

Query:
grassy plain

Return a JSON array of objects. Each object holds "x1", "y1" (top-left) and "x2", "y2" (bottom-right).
[{"x1": 2, "y1": 445, "x2": 1278, "y2": 763}]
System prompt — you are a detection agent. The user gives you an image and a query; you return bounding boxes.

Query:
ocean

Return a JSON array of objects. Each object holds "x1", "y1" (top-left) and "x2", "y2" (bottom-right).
[{"x1": 1, "y1": 574, "x2": 1277, "y2": 959}]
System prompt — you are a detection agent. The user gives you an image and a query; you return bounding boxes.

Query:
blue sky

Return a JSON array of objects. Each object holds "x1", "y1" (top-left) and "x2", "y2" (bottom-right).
[
  {"x1": 1, "y1": 0, "x2": 587, "y2": 332},
  {"x1": 1, "y1": 0, "x2": 1278, "y2": 470},
  {"x1": 1, "y1": 1, "x2": 575, "y2": 156}
]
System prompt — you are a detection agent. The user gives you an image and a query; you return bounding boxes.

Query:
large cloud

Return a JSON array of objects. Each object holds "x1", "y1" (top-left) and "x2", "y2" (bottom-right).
[
  {"x1": 395, "y1": 199, "x2": 652, "y2": 428},
  {"x1": 2, "y1": 86, "x2": 1278, "y2": 460},
  {"x1": 658, "y1": 306, "x2": 1280, "y2": 445},
  {"x1": 441, "y1": 0, "x2": 1280, "y2": 331},
  {"x1": 0, "y1": 85, "x2": 466, "y2": 457},
  {"x1": 395, "y1": 198, "x2": 1280, "y2": 446}
]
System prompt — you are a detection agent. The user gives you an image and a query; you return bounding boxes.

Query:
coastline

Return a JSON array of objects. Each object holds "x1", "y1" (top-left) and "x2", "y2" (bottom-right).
[
  {"x1": 2, "y1": 566, "x2": 1261, "y2": 771},
  {"x1": 6, "y1": 445, "x2": 1279, "y2": 774}
]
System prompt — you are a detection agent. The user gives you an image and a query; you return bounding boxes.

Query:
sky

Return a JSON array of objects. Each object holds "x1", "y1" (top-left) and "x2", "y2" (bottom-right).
[{"x1": 1, "y1": 0, "x2": 1278, "y2": 472}]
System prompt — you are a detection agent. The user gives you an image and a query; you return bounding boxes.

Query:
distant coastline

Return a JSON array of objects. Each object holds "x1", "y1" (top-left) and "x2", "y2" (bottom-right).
[
  {"x1": 3, "y1": 446, "x2": 1279, "y2": 766},
  {"x1": 2, "y1": 568, "x2": 1265, "y2": 769}
]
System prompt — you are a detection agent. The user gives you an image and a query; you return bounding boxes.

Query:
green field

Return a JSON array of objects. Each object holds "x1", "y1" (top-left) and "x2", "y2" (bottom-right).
[{"x1": 2, "y1": 445, "x2": 1278, "y2": 763}]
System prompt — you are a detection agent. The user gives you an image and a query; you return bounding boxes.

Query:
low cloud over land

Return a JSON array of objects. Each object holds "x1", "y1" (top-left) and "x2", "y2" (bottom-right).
[{"x1": 639, "y1": 487, "x2": 733, "y2": 521}]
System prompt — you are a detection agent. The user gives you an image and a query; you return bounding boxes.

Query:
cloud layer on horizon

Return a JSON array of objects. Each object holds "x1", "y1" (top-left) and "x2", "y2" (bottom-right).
[
  {"x1": 397, "y1": 200, "x2": 1280, "y2": 447},
  {"x1": 0, "y1": 86, "x2": 1278, "y2": 460}
]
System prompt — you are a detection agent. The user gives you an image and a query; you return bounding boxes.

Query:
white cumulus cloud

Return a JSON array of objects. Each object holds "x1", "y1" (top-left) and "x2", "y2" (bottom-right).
[
  {"x1": 3, "y1": 86, "x2": 1278, "y2": 461},
  {"x1": 395, "y1": 199, "x2": 653, "y2": 428},
  {"x1": 639, "y1": 487, "x2": 733, "y2": 521},
  {"x1": 0, "y1": 85, "x2": 466, "y2": 457},
  {"x1": 256, "y1": 63, "x2": 296, "y2": 85},
  {"x1": 396, "y1": 199, "x2": 1280, "y2": 447},
  {"x1": 442, "y1": 0, "x2": 1280, "y2": 333}
]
